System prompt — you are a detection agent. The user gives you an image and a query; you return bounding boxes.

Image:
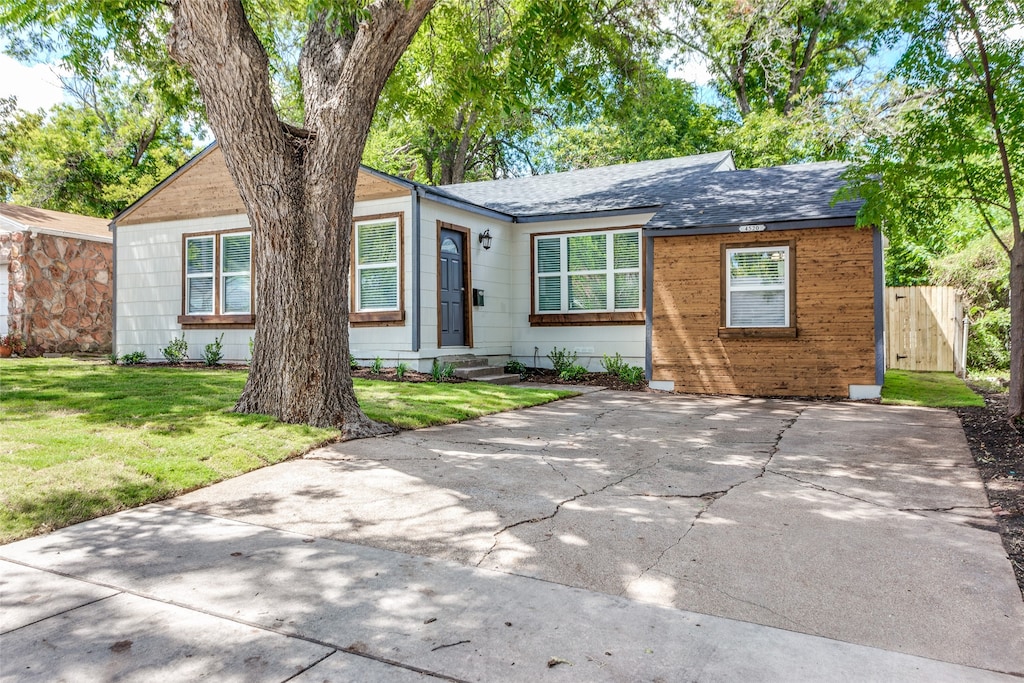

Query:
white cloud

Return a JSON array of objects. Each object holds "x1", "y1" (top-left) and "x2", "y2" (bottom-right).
[
  {"x1": 667, "y1": 53, "x2": 714, "y2": 86},
  {"x1": 0, "y1": 55, "x2": 67, "y2": 113}
]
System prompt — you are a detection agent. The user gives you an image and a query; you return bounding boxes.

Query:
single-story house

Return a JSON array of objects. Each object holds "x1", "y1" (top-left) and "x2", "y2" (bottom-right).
[
  {"x1": 0, "y1": 204, "x2": 114, "y2": 354},
  {"x1": 110, "y1": 142, "x2": 881, "y2": 398}
]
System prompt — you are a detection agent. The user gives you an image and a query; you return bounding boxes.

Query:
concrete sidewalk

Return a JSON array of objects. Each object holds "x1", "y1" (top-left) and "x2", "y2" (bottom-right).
[{"x1": 2, "y1": 391, "x2": 1023, "y2": 680}]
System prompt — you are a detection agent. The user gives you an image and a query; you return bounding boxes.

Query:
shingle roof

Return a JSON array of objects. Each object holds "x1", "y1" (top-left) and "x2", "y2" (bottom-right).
[
  {"x1": 433, "y1": 151, "x2": 735, "y2": 217},
  {"x1": 645, "y1": 161, "x2": 863, "y2": 230},
  {"x1": 0, "y1": 203, "x2": 112, "y2": 239}
]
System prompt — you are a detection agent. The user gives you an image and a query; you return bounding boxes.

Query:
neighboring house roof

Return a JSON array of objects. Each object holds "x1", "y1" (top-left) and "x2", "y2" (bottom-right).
[
  {"x1": 434, "y1": 151, "x2": 736, "y2": 217},
  {"x1": 0, "y1": 204, "x2": 112, "y2": 242},
  {"x1": 645, "y1": 161, "x2": 863, "y2": 230}
]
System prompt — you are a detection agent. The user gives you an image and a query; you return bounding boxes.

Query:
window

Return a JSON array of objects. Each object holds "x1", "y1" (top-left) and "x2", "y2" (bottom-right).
[
  {"x1": 354, "y1": 218, "x2": 399, "y2": 311},
  {"x1": 350, "y1": 214, "x2": 404, "y2": 326},
  {"x1": 533, "y1": 229, "x2": 641, "y2": 323},
  {"x1": 181, "y1": 231, "x2": 252, "y2": 324},
  {"x1": 723, "y1": 244, "x2": 792, "y2": 330}
]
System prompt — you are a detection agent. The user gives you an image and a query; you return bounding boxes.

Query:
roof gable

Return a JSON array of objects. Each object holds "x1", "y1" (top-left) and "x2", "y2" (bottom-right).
[{"x1": 115, "y1": 142, "x2": 410, "y2": 227}]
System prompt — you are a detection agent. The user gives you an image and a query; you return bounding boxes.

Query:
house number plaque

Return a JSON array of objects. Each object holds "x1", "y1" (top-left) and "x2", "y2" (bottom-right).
[{"x1": 738, "y1": 224, "x2": 767, "y2": 232}]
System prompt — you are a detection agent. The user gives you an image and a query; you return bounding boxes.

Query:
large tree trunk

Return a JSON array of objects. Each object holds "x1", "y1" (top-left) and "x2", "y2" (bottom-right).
[{"x1": 168, "y1": 0, "x2": 433, "y2": 436}]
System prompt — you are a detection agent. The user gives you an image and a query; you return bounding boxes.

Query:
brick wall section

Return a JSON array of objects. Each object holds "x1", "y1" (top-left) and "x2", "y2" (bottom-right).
[{"x1": 2, "y1": 230, "x2": 113, "y2": 354}]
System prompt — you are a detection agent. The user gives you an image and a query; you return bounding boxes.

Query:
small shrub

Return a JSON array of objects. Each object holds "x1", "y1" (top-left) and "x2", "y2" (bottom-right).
[
  {"x1": 547, "y1": 347, "x2": 578, "y2": 374},
  {"x1": 559, "y1": 364, "x2": 587, "y2": 381},
  {"x1": 601, "y1": 352, "x2": 628, "y2": 376},
  {"x1": 430, "y1": 359, "x2": 456, "y2": 382},
  {"x1": 120, "y1": 351, "x2": 147, "y2": 365},
  {"x1": 395, "y1": 362, "x2": 409, "y2": 380},
  {"x1": 968, "y1": 307, "x2": 1010, "y2": 371},
  {"x1": 203, "y1": 334, "x2": 224, "y2": 366},
  {"x1": 371, "y1": 356, "x2": 384, "y2": 374},
  {"x1": 505, "y1": 359, "x2": 526, "y2": 375},
  {"x1": 108, "y1": 352, "x2": 119, "y2": 365},
  {"x1": 1, "y1": 333, "x2": 26, "y2": 353},
  {"x1": 619, "y1": 365, "x2": 645, "y2": 386},
  {"x1": 161, "y1": 335, "x2": 189, "y2": 364},
  {"x1": 350, "y1": 356, "x2": 359, "y2": 369}
]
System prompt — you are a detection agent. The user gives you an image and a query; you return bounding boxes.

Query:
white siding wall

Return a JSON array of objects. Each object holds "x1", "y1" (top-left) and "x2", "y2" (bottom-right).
[
  {"x1": 509, "y1": 212, "x2": 655, "y2": 370},
  {"x1": 116, "y1": 195, "x2": 413, "y2": 363},
  {"x1": 116, "y1": 213, "x2": 252, "y2": 361}
]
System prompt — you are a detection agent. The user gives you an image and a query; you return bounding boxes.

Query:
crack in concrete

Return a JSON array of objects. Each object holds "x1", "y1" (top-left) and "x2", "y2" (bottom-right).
[
  {"x1": 667, "y1": 572, "x2": 810, "y2": 631},
  {"x1": 623, "y1": 406, "x2": 807, "y2": 590},
  {"x1": 475, "y1": 455, "x2": 668, "y2": 567}
]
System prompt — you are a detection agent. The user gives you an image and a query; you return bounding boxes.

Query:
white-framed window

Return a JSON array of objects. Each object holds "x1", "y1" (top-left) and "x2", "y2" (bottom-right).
[
  {"x1": 534, "y1": 228, "x2": 641, "y2": 314},
  {"x1": 355, "y1": 218, "x2": 400, "y2": 311},
  {"x1": 183, "y1": 231, "x2": 252, "y2": 317},
  {"x1": 725, "y1": 245, "x2": 790, "y2": 327}
]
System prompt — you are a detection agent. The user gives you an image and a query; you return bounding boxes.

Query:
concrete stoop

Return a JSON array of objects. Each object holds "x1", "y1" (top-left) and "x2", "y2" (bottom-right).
[{"x1": 442, "y1": 354, "x2": 521, "y2": 385}]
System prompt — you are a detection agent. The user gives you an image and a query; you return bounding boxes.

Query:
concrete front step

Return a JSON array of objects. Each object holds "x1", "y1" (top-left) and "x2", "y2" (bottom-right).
[{"x1": 464, "y1": 373, "x2": 522, "y2": 385}]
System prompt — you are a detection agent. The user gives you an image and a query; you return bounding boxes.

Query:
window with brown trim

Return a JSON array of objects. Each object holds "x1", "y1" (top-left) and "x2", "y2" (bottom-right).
[
  {"x1": 178, "y1": 229, "x2": 253, "y2": 327},
  {"x1": 719, "y1": 241, "x2": 796, "y2": 339},
  {"x1": 350, "y1": 213, "x2": 405, "y2": 326},
  {"x1": 530, "y1": 227, "x2": 644, "y2": 326}
]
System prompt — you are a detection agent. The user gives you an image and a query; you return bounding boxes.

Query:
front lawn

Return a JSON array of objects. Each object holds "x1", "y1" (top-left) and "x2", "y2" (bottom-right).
[
  {"x1": 0, "y1": 358, "x2": 572, "y2": 543},
  {"x1": 881, "y1": 370, "x2": 984, "y2": 408}
]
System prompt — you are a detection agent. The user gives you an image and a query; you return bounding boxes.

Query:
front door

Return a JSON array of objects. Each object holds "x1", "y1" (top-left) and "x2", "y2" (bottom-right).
[{"x1": 439, "y1": 228, "x2": 465, "y2": 347}]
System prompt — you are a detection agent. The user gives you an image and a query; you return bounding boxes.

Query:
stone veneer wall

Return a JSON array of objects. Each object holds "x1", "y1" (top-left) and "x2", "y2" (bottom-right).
[{"x1": 1, "y1": 230, "x2": 113, "y2": 354}]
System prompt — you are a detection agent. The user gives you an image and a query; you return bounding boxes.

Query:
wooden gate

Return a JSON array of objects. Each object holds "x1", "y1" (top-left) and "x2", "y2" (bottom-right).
[{"x1": 885, "y1": 286, "x2": 964, "y2": 374}]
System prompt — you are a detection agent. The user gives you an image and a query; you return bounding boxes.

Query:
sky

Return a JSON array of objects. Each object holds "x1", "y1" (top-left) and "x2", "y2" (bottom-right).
[{"x1": 0, "y1": 53, "x2": 67, "y2": 112}]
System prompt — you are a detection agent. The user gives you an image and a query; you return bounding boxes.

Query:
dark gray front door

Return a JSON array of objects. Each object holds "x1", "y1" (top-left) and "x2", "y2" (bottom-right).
[{"x1": 439, "y1": 229, "x2": 465, "y2": 347}]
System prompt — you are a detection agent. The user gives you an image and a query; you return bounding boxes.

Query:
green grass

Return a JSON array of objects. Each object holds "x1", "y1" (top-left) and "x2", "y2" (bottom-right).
[
  {"x1": 0, "y1": 358, "x2": 573, "y2": 543},
  {"x1": 881, "y1": 370, "x2": 985, "y2": 408}
]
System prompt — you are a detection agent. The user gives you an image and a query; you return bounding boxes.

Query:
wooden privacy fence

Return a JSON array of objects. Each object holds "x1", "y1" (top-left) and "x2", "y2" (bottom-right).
[{"x1": 885, "y1": 286, "x2": 965, "y2": 374}]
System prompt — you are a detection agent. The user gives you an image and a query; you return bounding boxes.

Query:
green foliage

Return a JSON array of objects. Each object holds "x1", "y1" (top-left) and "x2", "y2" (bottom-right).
[
  {"x1": 371, "y1": 356, "x2": 384, "y2": 374},
  {"x1": 547, "y1": 347, "x2": 578, "y2": 374},
  {"x1": 558, "y1": 364, "x2": 587, "y2": 381},
  {"x1": 600, "y1": 353, "x2": 628, "y2": 375},
  {"x1": 0, "y1": 96, "x2": 42, "y2": 201},
  {"x1": 350, "y1": 355, "x2": 359, "y2": 369},
  {"x1": 119, "y1": 351, "x2": 147, "y2": 365},
  {"x1": 504, "y1": 359, "x2": 527, "y2": 375},
  {"x1": 969, "y1": 308, "x2": 1011, "y2": 372},
  {"x1": 161, "y1": 336, "x2": 189, "y2": 364},
  {"x1": 395, "y1": 361, "x2": 409, "y2": 380},
  {"x1": 430, "y1": 358, "x2": 456, "y2": 382},
  {"x1": 619, "y1": 365, "x2": 645, "y2": 386},
  {"x1": 203, "y1": 334, "x2": 224, "y2": 366},
  {"x1": 881, "y1": 370, "x2": 984, "y2": 407}
]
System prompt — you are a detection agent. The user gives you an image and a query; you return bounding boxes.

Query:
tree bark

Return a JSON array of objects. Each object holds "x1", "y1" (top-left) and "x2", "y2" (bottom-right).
[{"x1": 167, "y1": 0, "x2": 433, "y2": 436}]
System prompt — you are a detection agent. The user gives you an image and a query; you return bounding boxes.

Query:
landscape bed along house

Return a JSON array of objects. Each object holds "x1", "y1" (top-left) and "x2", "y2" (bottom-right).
[{"x1": 110, "y1": 142, "x2": 881, "y2": 399}]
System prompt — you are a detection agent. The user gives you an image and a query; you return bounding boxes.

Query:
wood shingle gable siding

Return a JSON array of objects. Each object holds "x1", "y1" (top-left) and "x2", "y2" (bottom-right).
[
  {"x1": 116, "y1": 145, "x2": 409, "y2": 227},
  {"x1": 651, "y1": 226, "x2": 876, "y2": 397}
]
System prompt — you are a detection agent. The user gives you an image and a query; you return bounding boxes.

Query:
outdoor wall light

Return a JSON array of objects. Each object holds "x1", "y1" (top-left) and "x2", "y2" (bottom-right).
[{"x1": 479, "y1": 229, "x2": 493, "y2": 250}]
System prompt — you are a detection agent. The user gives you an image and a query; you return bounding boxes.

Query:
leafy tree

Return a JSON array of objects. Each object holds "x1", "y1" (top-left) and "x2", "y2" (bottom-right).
[
  {"x1": 365, "y1": 0, "x2": 661, "y2": 183},
  {"x1": 9, "y1": 74, "x2": 196, "y2": 217},
  {"x1": 668, "y1": 0, "x2": 905, "y2": 166},
  {"x1": 541, "y1": 66, "x2": 726, "y2": 171},
  {"x1": 0, "y1": 96, "x2": 42, "y2": 200},
  {"x1": 852, "y1": 0, "x2": 1023, "y2": 415}
]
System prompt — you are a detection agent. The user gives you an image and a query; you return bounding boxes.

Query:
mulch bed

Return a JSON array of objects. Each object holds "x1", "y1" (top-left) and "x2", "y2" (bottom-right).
[
  {"x1": 957, "y1": 388, "x2": 1024, "y2": 596},
  {"x1": 519, "y1": 367, "x2": 648, "y2": 392},
  {"x1": 351, "y1": 367, "x2": 466, "y2": 383}
]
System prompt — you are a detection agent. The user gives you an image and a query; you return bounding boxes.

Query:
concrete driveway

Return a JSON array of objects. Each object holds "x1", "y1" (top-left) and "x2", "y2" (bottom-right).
[{"x1": 3, "y1": 390, "x2": 1023, "y2": 681}]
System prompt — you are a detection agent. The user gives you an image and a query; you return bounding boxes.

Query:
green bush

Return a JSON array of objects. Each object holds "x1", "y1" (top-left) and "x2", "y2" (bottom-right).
[
  {"x1": 371, "y1": 356, "x2": 384, "y2": 374},
  {"x1": 505, "y1": 359, "x2": 527, "y2": 375},
  {"x1": 203, "y1": 334, "x2": 224, "y2": 366},
  {"x1": 430, "y1": 359, "x2": 455, "y2": 382},
  {"x1": 968, "y1": 307, "x2": 1010, "y2": 371},
  {"x1": 349, "y1": 356, "x2": 359, "y2": 369},
  {"x1": 120, "y1": 351, "x2": 147, "y2": 365},
  {"x1": 547, "y1": 347, "x2": 578, "y2": 374},
  {"x1": 559, "y1": 364, "x2": 587, "y2": 381},
  {"x1": 161, "y1": 335, "x2": 189, "y2": 364},
  {"x1": 619, "y1": 365, "x2": 645, "y2": 386},
  {"x1": 600, "y1": 352, "x2": 628, "y2": 376},
  {"x1": 395, "y1": 362, "x2": 408, "y2": 380}
]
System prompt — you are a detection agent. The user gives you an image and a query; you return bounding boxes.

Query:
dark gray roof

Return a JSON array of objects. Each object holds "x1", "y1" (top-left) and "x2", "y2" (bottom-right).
[
  {"x1": 646, "y1": 161, "x2": 863, "y2": 230},
  {"x1": 432, "y1": 151, "x2": 735, "y2": 217}
]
